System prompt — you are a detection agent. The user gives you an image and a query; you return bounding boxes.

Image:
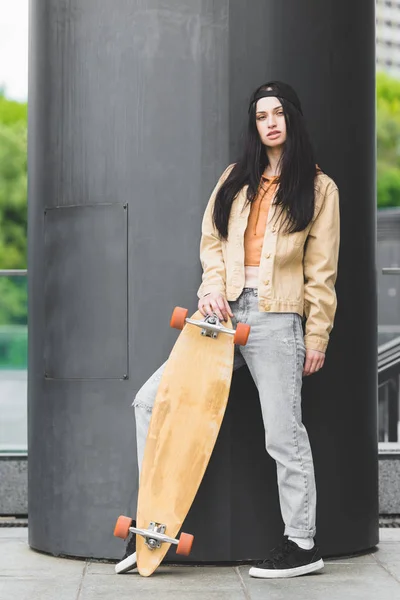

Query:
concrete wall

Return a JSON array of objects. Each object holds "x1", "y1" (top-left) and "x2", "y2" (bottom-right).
[{"x1": 5, "y1": 454, "x2": 400, "y2": 517}]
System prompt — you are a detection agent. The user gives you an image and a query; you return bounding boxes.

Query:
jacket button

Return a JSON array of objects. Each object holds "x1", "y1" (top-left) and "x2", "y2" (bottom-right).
[
  {"x1": 271, "y1": 227, "x2": 276, "y2": 233},
  {"x1": 264, "y1": 304, "x2": 270, "y2": 311},
  {"x1": 266, "y1": 253, "x2": 271, "y2": 258},
  {"x1": 265, "y1": 280, "x2": 270, "y2": 285}
]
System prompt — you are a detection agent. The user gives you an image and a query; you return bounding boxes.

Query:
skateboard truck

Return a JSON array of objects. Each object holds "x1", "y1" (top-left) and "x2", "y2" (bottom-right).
[
  {"x1": 114, "y1": 515, "x2": 194, "y2": 556},
  {"x1": 199, "y1": 314, "x2": 228, "y2": 339},
  {"x1": 132, "y1": 522, "x2": 176, "y2": 551},
  {"x1": 144, "y1": 523, "x2": 165, "y2": 550},
  {"x1": 170, "y1": 307, "x2": 250, "y2": 346}
]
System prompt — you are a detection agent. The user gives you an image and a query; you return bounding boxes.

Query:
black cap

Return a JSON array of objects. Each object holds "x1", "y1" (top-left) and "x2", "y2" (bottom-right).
[{"x1": 249, "y1": 81, "x2": 303, "y2": 115}]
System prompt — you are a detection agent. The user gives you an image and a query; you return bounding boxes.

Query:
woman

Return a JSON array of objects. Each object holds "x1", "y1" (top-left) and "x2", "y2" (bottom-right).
[{"x1": 116, "y1": 80, "x2": 340, "y2": 579}]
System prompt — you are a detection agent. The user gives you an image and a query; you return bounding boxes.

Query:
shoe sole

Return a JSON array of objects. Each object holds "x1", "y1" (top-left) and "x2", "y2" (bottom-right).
[
  {"x1": 115, "y1": 552, "x2": 137, "y2": 574},
  {"x1": 249, "y1": 558, "x2": 324, "y2": 579}
]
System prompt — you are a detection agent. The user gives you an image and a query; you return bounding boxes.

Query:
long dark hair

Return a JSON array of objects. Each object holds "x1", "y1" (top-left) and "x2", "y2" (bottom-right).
[{"x1": 213, "y1": 81, "x2": 319, "y2": 241}]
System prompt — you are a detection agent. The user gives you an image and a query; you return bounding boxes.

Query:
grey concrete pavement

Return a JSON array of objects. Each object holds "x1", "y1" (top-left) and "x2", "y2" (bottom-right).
[{"x1": 0, "y1": 527, "x2": 399, "y2": 599}]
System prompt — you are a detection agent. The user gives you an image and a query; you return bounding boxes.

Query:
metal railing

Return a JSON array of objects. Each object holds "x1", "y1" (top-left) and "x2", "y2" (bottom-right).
[
  {"x1": 382, "y1": 268, "x2": 400, "y2": 275},
  {"x1": 380, "y1": 267, "x2": 400, "y2": 442},
  {"x1": 0, "y1": 270, "x2": 27, "y2": 277}
]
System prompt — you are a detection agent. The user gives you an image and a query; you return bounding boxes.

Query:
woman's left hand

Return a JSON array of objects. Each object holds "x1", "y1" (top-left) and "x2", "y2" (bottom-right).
[{"x1": 303, "y1": 349, "x2": 325, "y2": 376}]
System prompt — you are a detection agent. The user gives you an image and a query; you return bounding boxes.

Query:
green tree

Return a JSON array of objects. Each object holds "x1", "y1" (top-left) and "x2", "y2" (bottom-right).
[
  {"x1": 0, "y1": 90, "x2": 27, "y2": 325},
  {"x1": 377, "y1": 71, "x2": 400, "y2": 207}
]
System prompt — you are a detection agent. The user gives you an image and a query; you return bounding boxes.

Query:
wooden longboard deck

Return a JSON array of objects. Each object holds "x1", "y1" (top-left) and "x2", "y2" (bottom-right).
[{"x1": 136, "y1": 310, "x2": 235, "y2": 576}]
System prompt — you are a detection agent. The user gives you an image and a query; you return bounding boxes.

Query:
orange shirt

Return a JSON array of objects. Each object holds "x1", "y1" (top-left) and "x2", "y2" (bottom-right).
[{"x1": 244, "y1": 172, "x2": 279, "y2": 266}]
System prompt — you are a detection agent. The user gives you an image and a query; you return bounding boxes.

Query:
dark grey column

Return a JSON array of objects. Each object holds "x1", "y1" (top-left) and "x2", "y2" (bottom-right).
[{"x1": 28, "y1": 0, "x2": 377, "y2": 560}]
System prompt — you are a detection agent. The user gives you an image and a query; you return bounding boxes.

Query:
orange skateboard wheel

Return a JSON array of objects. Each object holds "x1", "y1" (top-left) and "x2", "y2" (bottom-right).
[
  {"x1": 113, "y1": 515, "x2": 133, "y2": 540},
  {"x1": 170, "y1": 307, "x2": 189, "y2": 330},
  {"x1": 176, "y1": 532, "x2": 194, "y2": 556},
  {"x1": 233, "y1": 322, "x2": 251, "y2": 346}
]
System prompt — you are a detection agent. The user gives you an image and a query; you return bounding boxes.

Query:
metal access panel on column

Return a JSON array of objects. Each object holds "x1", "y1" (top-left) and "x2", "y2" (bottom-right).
[{"x1": 43, "y1": 203, "x2": 129, "y2": 380}]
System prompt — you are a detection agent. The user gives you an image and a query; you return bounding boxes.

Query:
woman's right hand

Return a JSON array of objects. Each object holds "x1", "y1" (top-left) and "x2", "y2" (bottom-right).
[{"x1": 198, "y1": 292, "x2": 234, "y2": 323}]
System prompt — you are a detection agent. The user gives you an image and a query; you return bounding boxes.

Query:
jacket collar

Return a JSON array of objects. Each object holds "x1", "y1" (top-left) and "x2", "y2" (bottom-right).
[{"x1": 239, "y1": 164, "x2": 323, "y2": 221}]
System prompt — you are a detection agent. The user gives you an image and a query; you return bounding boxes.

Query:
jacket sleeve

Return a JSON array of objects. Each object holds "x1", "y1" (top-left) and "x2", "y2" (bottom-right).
[
  {"x1": 197, "y1": 165, "x2": 234, "y2": 299},
  {"x1": 303, "y1": 184, "x2": 340, "y2": 353}
]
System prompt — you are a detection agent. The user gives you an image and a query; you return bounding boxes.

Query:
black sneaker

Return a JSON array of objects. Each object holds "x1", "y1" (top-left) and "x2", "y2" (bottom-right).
[
  {"x1": 115, "y1": 520, "x2": 137, "y2": 574},
  {"x1": 249, "y1": 536, "x2": 324, "y2": 579}
]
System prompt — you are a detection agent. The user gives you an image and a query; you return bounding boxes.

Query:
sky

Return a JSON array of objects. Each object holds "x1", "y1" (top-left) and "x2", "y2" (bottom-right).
[{"x1": 0, "y1": 1, "x2": 28, "y2": 101}]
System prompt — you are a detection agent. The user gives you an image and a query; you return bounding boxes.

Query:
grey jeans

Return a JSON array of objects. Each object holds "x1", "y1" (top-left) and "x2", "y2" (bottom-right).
[{"x1": 132, "y1": 287, "x2": 317, "y2": 539}]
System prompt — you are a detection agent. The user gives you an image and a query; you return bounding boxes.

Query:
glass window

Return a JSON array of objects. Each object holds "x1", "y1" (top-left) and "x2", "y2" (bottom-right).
[{"x1": 0, "y1": 274, "x2": 27, "y2": 453}]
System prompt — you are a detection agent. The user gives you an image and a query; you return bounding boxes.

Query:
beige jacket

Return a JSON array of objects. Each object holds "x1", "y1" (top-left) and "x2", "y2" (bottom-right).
[{"x1": 197, "y1": 164, "x2": 340, "y2": 353}]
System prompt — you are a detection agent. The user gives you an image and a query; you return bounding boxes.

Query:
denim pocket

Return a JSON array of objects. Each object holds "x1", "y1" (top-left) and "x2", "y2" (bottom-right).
[{"x1": 228, "y1": 301, "x2": 239, "y2": 330}]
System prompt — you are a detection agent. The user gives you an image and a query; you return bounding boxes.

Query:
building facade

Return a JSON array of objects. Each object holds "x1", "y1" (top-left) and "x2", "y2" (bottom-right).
[{"x1": 376, "y1": 0, "x2": 400, "y2": 76}]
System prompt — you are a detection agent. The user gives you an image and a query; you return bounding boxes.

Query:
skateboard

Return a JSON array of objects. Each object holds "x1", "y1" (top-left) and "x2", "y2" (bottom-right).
[{"x1": 114, "y1": 306, "x2": 251, "y2": 576}]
